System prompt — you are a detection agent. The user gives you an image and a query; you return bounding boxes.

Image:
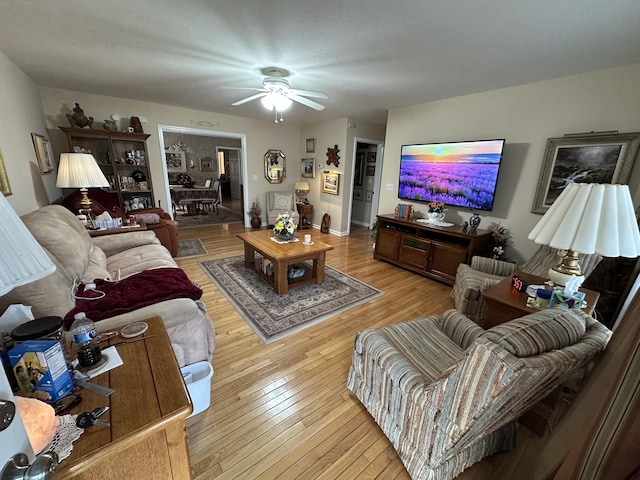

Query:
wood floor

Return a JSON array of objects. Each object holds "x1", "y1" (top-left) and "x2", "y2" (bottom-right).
[{"x1": 176, "y1": 223, "x2": 551, "y2": 480}]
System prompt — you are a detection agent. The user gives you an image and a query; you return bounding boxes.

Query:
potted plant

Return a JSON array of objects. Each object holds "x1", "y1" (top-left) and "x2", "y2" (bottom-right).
[{"x1": 248, "y1": 199, "x2": 262, "y2": 228}]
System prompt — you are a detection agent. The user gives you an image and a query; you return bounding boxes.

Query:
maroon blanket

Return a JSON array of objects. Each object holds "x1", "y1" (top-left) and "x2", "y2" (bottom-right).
[{"x1": 64, "y1": 268, "x2": 202, "y2": 329}]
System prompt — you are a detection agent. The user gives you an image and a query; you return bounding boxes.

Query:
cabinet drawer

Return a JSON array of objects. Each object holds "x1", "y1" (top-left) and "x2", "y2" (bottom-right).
[
  {"x1": 399, "y1": 237, "x2": 431, "y2": 271},
  {"x1": 428, "y1": 242, "x2": 467, "y2": 283}
]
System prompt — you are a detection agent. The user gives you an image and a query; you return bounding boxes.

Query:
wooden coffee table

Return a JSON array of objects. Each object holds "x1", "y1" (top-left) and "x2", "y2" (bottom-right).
[
  {"x1": 237, "y1": 229, "x2": 334, "y2": 295},
  {"x1": 482, "y1": 271, "x2": 600, "y2": 328}
]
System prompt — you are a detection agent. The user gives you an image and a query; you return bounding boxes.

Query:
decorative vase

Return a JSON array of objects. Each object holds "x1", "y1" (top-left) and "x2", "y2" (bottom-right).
[
  {"x1": 429, "y1": 212, "x2": 445, "y2": 223},
  {"x1": 469, "y1": 213, "x2": 481, "y2": 231},
  {"x1": 250, "y1": 216, "x2": 262, "y2": 229},
  {"x1": 278, "y1": 232, "x2": 294, "y2": 241}
]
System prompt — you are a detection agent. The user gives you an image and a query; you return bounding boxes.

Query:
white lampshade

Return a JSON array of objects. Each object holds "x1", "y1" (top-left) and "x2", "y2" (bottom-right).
[
  {"x1": 529, "y1": 183, "x2": 640, "y2": 257},
  {"x1": 56, "y1": 153, "x2": 110, "y2": 189},
  {"x1": 294, "y1": 181, "x2": 310, "y2": 191},
  {"x1": 0, "y1": 193, "x2": 56, "y2": 296}
]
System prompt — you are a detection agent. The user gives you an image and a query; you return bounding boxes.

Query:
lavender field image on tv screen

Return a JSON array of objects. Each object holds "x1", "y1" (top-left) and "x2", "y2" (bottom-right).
[{"x1": 399, "y1": 140, "x2": 504, "y2": 210}]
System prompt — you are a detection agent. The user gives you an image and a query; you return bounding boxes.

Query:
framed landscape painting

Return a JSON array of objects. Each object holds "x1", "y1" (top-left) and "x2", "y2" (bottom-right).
[
  {"x1": 301, "y1": 158, "x2": 315, "y2": 178},
  {"x1": 322, "y1": 171, "x2": 340, "y2": 195},
  {"x1": 532, "y1": 132, "x2": 640, "y2": 214}
]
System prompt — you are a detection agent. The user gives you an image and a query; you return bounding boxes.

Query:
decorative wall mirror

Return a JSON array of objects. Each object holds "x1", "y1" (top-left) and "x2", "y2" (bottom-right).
[{"x1": 264, "y1": 149, "x2": 286, "y2": 183}]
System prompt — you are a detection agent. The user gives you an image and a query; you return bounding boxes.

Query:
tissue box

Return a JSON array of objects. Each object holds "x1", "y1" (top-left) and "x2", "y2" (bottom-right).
[
  {"x1": 548, "y1": 287, "x2": 586, "y2": 310},
  {"x1": 9, "y1": 340, "x2": 73, "y2": 402}
]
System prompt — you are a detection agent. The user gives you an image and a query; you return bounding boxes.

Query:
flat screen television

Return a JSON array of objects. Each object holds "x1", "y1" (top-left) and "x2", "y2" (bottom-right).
[{"x1": 398, "y1": 138, "x2": 505, "y2": 211}]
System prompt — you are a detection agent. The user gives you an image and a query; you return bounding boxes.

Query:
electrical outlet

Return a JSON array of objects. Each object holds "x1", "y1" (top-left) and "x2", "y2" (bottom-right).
[
  {"x1": 385, "y1": 183, "x2": 394, "y2": 191},
  {"x1": 252, "y1": 174, "x2": 258, "y2": 181}
]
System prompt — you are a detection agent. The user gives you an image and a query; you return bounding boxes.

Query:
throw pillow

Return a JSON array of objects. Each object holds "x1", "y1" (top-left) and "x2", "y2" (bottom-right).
[
  {"x1": 273, "y1": 193, "x2": 291, "y2": 210},
  {"x1": 135, "y1": 212, "x2": 160, "y2": 225}
]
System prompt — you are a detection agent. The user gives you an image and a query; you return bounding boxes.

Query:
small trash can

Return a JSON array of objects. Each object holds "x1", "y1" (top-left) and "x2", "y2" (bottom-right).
[{"x1": 180, "y1": 361, "x2": 213, "y2": 417}]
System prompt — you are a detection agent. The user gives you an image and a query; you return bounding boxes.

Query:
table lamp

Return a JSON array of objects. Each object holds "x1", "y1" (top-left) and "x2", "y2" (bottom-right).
[
  {"x1": 56, "y1": 153, "x2": 110, "y2": 219},
  {"x1": 528, "y1": 183, "x2": 640, "y2": 286},
  {"x1": 295, "y1": 181, "x2": 310, "y2": 204},
  {"x1": 0, "y1": 192, "x2": 57, "y2": 474}
]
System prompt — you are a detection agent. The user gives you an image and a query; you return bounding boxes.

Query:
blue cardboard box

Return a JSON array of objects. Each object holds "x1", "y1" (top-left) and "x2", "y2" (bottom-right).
[{"x1": 9, "y1": 340, "x2": 73, "y2": 402}]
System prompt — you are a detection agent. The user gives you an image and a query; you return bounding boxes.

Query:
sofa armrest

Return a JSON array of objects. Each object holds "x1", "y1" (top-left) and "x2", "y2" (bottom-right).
[
  {"x1": 91, "y1": 231, "x2": 160, "y2": 257},
  {"x1": 470, "y1": 256, "x2": 518, "y2": 276}
]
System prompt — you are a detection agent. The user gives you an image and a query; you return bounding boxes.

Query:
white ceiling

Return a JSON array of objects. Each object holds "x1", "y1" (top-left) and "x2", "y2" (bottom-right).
[{"x1": 2, "y1": 0, "x2": 640, "y2": 126}]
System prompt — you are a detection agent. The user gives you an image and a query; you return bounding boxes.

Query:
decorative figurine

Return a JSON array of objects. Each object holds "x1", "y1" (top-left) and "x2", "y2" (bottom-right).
[
  {"x1": 130, "y1": 116, "x2": 144, "y2": 133},
  {"x1": 462, "y1": 221, "x2": 469, "y2": 232},
  {"x1": 326, "y1": 145, "x2": 340, "y2": 167},
  {"x1": 66, "y1": 103, "x2": 94, "y2": 129},
  {"x1": 469, "y1": 213, "x2": 481, "y2": 232},
  {"x1": 102, "y1": 119, "x2": 118, "y2": 131}
]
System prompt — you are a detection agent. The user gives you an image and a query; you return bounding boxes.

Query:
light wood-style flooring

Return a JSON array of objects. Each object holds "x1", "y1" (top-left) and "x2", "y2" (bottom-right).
[{"x1": 176, "y1": 223, "x2": 551, "y2": 479}]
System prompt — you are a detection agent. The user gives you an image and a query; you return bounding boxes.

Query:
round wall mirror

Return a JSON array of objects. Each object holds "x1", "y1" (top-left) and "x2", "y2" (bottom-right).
[{"x1": 264, "y1": 150, "x2": 286, "y2": 183}]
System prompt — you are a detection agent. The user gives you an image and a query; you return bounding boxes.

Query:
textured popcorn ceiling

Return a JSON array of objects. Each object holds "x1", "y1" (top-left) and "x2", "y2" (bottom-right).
[{"x1": 1, "y1": 0, "x2": 640, "y2": 125}]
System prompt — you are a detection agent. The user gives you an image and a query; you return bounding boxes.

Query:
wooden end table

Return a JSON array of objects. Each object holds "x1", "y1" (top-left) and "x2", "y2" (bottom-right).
[
  {"x1": 481, "y1": 271, "x2": 599, "y2": 328},
  {"x1": 55, "y1": 316, "x2": 192, "y2": 479},
  {"x1": 296, "y1": 203, "x2": 314, "y2": 229},
  {"x1": 237, "y1": 229, "x2": 333, "y2": 295},
  {"x1": 88, "y1": 219, "x2": 147, "y2": 237}
]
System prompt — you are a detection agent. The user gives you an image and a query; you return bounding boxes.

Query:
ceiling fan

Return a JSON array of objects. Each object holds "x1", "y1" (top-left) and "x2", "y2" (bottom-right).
[{"x1": 227, "y1": 67, "x2": 327, "y2": 122}]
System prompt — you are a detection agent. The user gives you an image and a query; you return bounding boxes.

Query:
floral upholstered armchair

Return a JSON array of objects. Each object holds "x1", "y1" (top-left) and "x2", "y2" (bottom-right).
[
  {"x1": 347, "y1": 308, "x2": 611, "y2": 480},
  {"x1": 450, "y1": 245, "x2": 602, "y2": 324}
]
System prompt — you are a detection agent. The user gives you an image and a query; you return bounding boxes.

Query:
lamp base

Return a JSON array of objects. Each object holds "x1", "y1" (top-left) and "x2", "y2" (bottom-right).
[
  {"x1": 78, "y1": 188, "x2": 94, "y2": 228},
  {"x1": 548, "y1": 249, "x2": 584, "y2": 287}
]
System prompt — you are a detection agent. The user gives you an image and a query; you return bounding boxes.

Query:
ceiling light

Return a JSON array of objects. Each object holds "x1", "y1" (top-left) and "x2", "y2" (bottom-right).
[{"x1": 261, "y1": 92, "x2": 292, "y2": 111}]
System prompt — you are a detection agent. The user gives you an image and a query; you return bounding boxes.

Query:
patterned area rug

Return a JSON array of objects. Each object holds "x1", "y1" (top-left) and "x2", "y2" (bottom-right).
[
  {"x1": 176, "y1": 205, "x2": 244, "y2": 228},
  {"x1": 176, "y1": 238, "x2": 208, "y2": 258},
  {"x1": 200, "y1": 255, "x2": 384, "y2": 343}
]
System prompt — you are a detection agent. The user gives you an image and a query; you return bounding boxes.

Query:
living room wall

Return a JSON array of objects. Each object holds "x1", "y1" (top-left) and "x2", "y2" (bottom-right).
[
  {"x1": 0, "y1": 50, "x2": 58, "y2": 214},
  {"x1": 380, "y1": 63, "x2": 640, "y2": 262},
  {"x1": 37, "y1": 87, "x2": 302, "y2": 225}
]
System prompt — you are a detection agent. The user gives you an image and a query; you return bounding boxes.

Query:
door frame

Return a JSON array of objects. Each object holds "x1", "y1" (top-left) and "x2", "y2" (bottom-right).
[
  {"x1": 157, "y1": 125, "x2": 247, "y2": 223},
  {"x1": 346, "y1": 137, "x2": 384, "y2": 234}
]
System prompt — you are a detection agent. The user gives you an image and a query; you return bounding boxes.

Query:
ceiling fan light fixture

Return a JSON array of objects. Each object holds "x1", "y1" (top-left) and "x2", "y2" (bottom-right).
[{"x1": 261, "y1": 92, "x2": 292, "y2": 111}]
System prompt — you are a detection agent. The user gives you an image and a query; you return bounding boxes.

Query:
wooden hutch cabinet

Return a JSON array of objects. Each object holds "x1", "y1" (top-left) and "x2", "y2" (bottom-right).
[
  {"x1": 374, "y1": 214, "x2": 492, "y2": 285},
  {"x1": 60, "y1": 127, "x2": 154, "y2": 211}
]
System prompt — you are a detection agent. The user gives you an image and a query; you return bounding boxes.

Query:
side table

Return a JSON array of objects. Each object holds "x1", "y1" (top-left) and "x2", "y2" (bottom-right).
[
  {"x1": 481, "y1": 271, "x2": 599, "y2": 328},
  {"x1": 55, "y1": 316, "x2": 192, "y2": 479},
  {"x1": 88, "y1": 219, "x2": 147, "y2": 237},
  {"x1": 297, "y1": 203, "x2": 314, "y2": 229}
]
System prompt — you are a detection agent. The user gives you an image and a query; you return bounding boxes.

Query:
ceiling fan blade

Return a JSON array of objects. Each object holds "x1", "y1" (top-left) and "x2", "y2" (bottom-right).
[
  {"x1": 231, "y1": 92, "x2": 267, "y2": 106},
  {"x1": 287, "y1": 92, "x2": 325, "y2": 111},
  {"x1": 222, "y1": 86, "x2": 265, "y2": 92},
  {"x1": 289, "y1": 88, "x2": 328, "y2": 100}
]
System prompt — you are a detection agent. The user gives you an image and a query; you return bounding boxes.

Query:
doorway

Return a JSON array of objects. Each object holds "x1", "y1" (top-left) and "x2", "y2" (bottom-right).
[
  {"x1": 348, "y1": 138, "x2": 383, "y2": 233},
  {"x1": 157, "y1": 125, "x2": 247, "y2": 224}
]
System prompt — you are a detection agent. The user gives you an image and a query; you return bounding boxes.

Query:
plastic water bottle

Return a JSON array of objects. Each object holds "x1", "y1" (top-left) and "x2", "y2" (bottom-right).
[{"x1": 70, "y1": 312, "x2": 102, "y2": 367}]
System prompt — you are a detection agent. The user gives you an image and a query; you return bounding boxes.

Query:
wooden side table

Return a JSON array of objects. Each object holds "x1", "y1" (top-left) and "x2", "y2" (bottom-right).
[
  {"x1": 55, "y1": 316, "x2": 192, "y2": 479},
  {"x1": 88, "y1": 219, "x2": 147, "y2": 237},
  {"x1": 481, "y1": 271, "x2": 599, "y2": 328},
  {"x1": 297, "y1": 203, "x2": 314, "y2": 229}
]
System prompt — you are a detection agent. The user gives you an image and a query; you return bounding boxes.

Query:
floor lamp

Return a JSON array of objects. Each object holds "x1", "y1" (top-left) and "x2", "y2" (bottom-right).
[{"x1": 528, "y1": 183, "x2": 640, "y2": 286}]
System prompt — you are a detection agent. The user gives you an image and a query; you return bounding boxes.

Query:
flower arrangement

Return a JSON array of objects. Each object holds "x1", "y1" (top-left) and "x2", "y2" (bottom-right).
[
  {"x1": 177, "y1": 173, "x2": 194, "y2": 188},
  {"x1": 489, "y1": 224, "x2": 510, "y2": 260},
  {"x1": 427, "y1": 201, "x2": 445, "y2": 213},
  {"x1": 248, "y1": 199, "x2": 261, "y2": 218},
  {"x1": 273, "y1": 212, "x2": 297, "y2": 238}
]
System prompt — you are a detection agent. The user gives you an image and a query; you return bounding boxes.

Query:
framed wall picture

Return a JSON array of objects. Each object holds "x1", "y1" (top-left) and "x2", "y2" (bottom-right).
[
  {"x1": 301, "y1": 158, "x2": 316, "y2": 178},
  {"x1": 165, "y1": 150, "x2": 186, "y2": 173},
  {"x1": 0, "y1": 148, "x2": 11, "y2": 196},
  {"x1": 31, "y1": 133, "x2": 54, "y2": 174},
  {"x1": 367, "y1": 152, "x2": 376, "y2": 163},
  {"x1": 305, "y1": 138, "x2": 315, "y2": 153},
  {"x1": 353, "y1": 187, "x2": 363, "y2": 201},
  {"x1": 366, "y1": 165, "x2": 375, "y2": 176},
  {"x1": 532, "y1": 132, "x2": 640, "y2": 213},
  {"x1": 199, "y1": 157, "x2": 214, "y2": 171},
  {"x1": 322, "y1": 171, "x2": 340, "y2": 195},
  {"x1": 365, "y1": 190, "x2": 373, "y2": 202}
]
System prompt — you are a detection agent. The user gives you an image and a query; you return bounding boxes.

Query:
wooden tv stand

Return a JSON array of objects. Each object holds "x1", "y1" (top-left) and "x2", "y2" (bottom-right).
[{"x1": 374, "y1": 214, "x2": 492, "y2": 285}]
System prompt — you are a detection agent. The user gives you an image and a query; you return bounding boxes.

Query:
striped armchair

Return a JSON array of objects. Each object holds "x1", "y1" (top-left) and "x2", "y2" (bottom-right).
[
  {"x1": 450, "y1": 245, "x2": 602, "y2": 324},
  {"x1": 347, "y1": 309, "x2": 611, "y2": 480}
]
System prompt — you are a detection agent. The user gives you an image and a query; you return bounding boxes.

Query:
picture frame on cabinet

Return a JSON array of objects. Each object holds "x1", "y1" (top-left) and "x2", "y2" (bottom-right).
[
  {"x1": 532, "y1": 132, "x2": 640, "y2": 214},
  {"x1": 165, "y1": 150, "x2": 186, "y2": 173},
  {"x1": 322, "y1": 171, "x2": 340, "y2": 195},
  {"x1": 301, "y1": 158, "x2": 315, "y2": 178},
  {"x1": 31, "y1": 133, "x2": 54, "y2": 174},
  {"x1": 0, "y1": 148, "x2": 11, "y2": 196}
]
